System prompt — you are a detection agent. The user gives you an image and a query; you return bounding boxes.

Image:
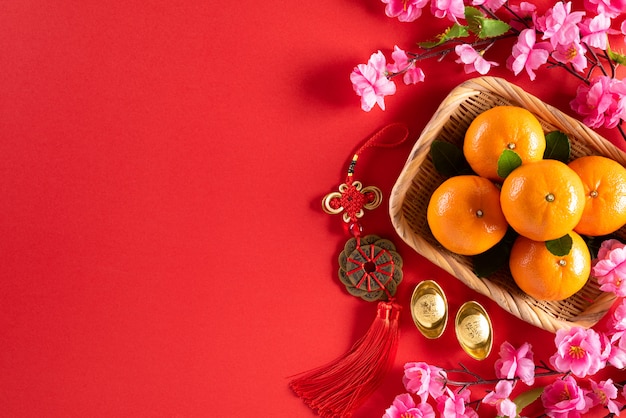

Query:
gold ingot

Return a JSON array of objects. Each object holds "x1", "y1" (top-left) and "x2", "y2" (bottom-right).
[
  {"x1": 455, "y1": 301, "x2": 493, "y2": 360},
  {"x1": 410, "y1": 280, "x2": 448, "y2": 339}
]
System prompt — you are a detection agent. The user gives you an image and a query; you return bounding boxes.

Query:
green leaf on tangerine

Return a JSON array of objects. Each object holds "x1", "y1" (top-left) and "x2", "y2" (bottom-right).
[
  {"x1": 544, "y1": 131, "x2": 571, "y2": 162},
  {"x1": 584, "y1": 234, "x2": 618, "y2": 259},
  {"x1": 473, "y1": 240, "x2": 507, "y2": 277},
  {"x1": 514, "y1": 387, "x2": 544, "y2": 414},
  {"x1": 430, "y1": 140, "x2": 472, "y2": 177},
  {"x1": 497, "y1": 149, "x2": 522, "y2": 179},
  {"x1": 473, "y1": 228, "x2": 517, "y2": 278},
  {"x1": 546, "y1": 234, "x2": 573, "y2": 257}
]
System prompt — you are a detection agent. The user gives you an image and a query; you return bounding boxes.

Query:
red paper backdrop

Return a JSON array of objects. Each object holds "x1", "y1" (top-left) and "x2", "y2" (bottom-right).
[{"x1": 1, "y1": 1, "x2": 626, "y2": 417}]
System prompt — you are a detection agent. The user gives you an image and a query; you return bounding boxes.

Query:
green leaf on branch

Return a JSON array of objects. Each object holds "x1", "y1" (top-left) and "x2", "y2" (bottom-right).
[
  {"x1": 446, "y1": 23, "x2": 470, "y2": 40},
  {"x1": 464, "y1": 6, "x2": 483, "y2": 34},
  {"x1": 464, "y1": 6, "x2": 483, "y2": 21},
  {"x1": 430, "y1": 140, "x2": 472, "y2": 176},
  {"x1": 464, "y1": 6, "x2": 510, "y2": 39},
  {"x1": 607, "y1": 43, "x2": 626, "y2": 66},
  {"x1": 497, "y1": 149, "x2": 522, "y2": 179},
  {"x1": 478, "y1": 18, "x2": 510, "y2": 38},
  {"x1": 514, "y1": 387, "x2": 544, "y2": 415},
  {"x1": 543, "y1": 131, "x2": 571, "y2": 162},
  {"x1": 418, "y1": 23, "x2": 469, "y2": 48},
  {"x1": 546, "y1": 234, "x2": 573, "y2": 257}
]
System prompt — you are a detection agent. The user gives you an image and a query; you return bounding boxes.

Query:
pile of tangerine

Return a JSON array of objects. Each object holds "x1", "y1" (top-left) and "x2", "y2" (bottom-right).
[{"x1": 426, "y1": 106, "x2": 626, "y2": 301}]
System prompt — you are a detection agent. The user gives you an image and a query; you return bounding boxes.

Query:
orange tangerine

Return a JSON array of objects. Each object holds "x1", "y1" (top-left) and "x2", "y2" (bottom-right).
[
  {"x1": 500, "y1": 159, "x2": 585, "y2": 241},
  {"x1": 464, "y1": 106, "x2": 546, "y2": 181},
  {"x1": 509, "y1": 232, "x2": 590, "y2": 301},
  {"x1": 567, "y1": 155, "x2": 626, "y2": 236},
  {"x1": 427, "y1": 175, "x2": 508, "y2": 256}
]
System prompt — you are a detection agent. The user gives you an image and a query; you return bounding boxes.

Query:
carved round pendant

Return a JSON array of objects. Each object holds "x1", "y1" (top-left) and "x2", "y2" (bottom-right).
[{"x1": 338, "y1": 235, "x2": 403, "y2": 302}]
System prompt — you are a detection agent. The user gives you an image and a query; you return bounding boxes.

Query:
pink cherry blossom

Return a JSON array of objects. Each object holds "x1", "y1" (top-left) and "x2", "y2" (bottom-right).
[
  {"x1": 602, "y1": 77, "x2": 626, "y2": 130},
  {"x1": 482, "y1": 380, "x2": 517, "y2": 418},
  {"x1": 494, "y1": 341, "x2": 535, "y2": 386},
  {"x1": 430, "y1": 0, "x2": 465, "y2": 22},
  {"x1": 597, "y1": 239, "x2": 626, "y2": 263},
  {"x1": 588, "y1": 379, "x2": 622, "y2": 414},
  {"x1": 508, "y1": 2, "x2": 538, "y2": 31},
  {"x1": 570, "y1": 76, "x2": 626, "y2": 129},
  {"x1": 454, "y1": 45, "x2": 499, "y2": 75},
  {"x1": 592, "y1": 238, "x2": 626, "y2": 295},
  {"x1": 607, "y1": 297, "x2": 626, "y2": 336},
  {"x1": 382, "y1": 0, "x2": 430, "y2": 22},
  {"x1": 507, "y1": 28, "x2": 552, "y2": 81},
  {"x1": 550, "y1": 326, "x2": 606, "y2": 378},
  {"x1": 536, "y1": 1, "x2": 585, "y2": 48},
  {"x1": 350, "y1": 51, "x2": 396, "y2": 112},
  {"x1": 383, "y1": 393, "x2": 436, "y2": 418},
  {"x1": 579, "y1": 14, "x2": 612, "y2": 49},
  {"x1": 541, "y1": 375, "x2": 591, "y2": 417},
  {"x1": 606, "y1": 330, "x2": 626, "y2": 368},
  {"x1": 403, "y1": 362, "x2": 446, "y2": 402},
  {"x1": 571, "y1": 76, "x2": 615, "y2": 127},
  {"x1": 552, "y1": 40, "x2": 587, "y2": 73},
  {"x1": 508, "y1": 1, "x2": 537, "y2": 15},
  {"x1": 471, "y1": 0, "x2": 506, "y2": 12},
  {"x1": 513, "y1": 1, "x2": 537, "y2": 13},
  {"x1": 387, "y1": 46, "x2": 425, "y2": 85},
  {"x1": 602, "y1": 300, "x2": 626, "y2": 368},
  {"x1": 584, "y1": 0, "x2": 626, "y2": 18},
  {"x1": 436, "y1": 388, "x2": 478, "y2": 418}
]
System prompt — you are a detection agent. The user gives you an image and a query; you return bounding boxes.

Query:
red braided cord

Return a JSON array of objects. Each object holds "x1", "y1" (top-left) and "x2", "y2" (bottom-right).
[
  {"x1": 345, "y1": 123, "x2": 409, "y2": 182},
  {"x1": 343, "y1": 124, "x2": 409, "y2": 237}
]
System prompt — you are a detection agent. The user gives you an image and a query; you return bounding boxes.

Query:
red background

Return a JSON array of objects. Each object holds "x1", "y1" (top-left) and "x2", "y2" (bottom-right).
[{"x1": 2, "y1": 1, "x2": 626, "y2": 417}]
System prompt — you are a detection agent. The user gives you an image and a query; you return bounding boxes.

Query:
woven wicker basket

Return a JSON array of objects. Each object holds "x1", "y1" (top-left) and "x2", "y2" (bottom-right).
[{"x1": 390, "y1": 76, "x2": 626, "y2": 333}]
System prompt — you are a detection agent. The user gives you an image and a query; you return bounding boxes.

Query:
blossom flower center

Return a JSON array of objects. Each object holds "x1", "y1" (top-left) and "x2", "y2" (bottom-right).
[
  {"x1": 566, "y1": 46, "x2": 578, "y2": 60},
  {"x1": 401, "y1": 413, "x2": 416, "y2": 418},
  {"x1": 568, "y1": 345, "x2": 586, "y2": 359}
]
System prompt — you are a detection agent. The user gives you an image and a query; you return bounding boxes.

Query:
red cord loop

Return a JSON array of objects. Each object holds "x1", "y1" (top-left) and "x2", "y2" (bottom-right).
[
  {"x1": 322, "y1": 123, "x2": 409, "y2": 231},
  {"x1": 346, "y1": 123, "x2": 409, "y2": 182}
]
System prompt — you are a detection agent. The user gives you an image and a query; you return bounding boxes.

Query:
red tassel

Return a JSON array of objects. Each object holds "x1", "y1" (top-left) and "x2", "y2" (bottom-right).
[{"x1": 289, "y1": 301, "x2": 401, "y2": 418}]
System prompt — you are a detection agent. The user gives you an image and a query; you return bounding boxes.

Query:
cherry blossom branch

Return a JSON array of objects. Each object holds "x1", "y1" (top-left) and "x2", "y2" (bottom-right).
[
  {"x1": 501, "y1": 3, "x2": 532, "y2": 30},
  {"x1": 386, "y1": 36, "x2": 508, "y2": 79},
  {"x1": 350, "y1": 1, "x2": 626, "y2": 142},
  {"x1": 382, "y1": 243, "x2": 626, "y2": 417},
  {"x1": 442, "y1": 362, "x2": 563, "y2": 389}
]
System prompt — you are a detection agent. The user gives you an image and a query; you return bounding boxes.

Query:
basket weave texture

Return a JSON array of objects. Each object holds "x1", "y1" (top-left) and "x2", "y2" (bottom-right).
[{"x1": 390, "y1": 76, "x2": 626, "y2": 333}]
